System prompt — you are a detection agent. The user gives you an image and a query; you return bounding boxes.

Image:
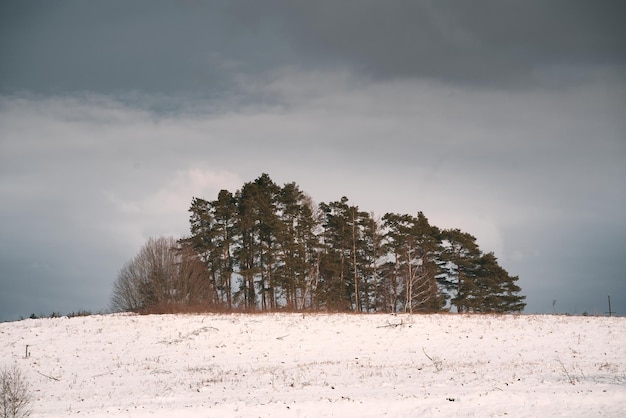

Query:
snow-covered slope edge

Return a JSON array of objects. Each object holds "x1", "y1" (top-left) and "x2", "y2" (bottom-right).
[{"x1": 1, "y1": 313, "x2": 625, "y2": 417}]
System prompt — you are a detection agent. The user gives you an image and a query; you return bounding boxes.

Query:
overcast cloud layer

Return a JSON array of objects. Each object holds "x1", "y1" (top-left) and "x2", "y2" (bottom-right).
[{"x1": 1, "y1": 1, "x2": 625, "y2": 320}]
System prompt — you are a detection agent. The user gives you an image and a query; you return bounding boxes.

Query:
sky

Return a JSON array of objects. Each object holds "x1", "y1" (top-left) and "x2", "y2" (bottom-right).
[{"x1": 1, "y1": 0, "x2": 624, "y2": 321}]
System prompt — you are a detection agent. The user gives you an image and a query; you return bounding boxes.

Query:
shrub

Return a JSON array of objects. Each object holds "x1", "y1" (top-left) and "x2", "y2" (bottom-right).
[{"x1": 0, "y1": 364, "x2": 32, "y2": 418}]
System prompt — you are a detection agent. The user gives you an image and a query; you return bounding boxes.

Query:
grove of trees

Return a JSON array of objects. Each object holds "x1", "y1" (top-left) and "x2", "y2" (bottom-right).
[{"x1": 111, "y1": 174, "x2": 525, "y2": 314}]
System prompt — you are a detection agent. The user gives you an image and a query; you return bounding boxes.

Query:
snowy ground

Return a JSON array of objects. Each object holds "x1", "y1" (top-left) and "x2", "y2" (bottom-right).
[{"x1": 1, "y1": 313, "x2": 625, "y2": 417}]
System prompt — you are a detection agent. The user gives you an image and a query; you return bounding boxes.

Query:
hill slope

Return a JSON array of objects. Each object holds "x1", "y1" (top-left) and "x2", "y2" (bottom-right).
[{"x1": 1, "y1": 313, "x2": 625, "y2": 417}]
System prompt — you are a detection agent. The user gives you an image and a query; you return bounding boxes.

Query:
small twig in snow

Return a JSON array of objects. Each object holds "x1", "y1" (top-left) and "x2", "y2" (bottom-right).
[
  {"x1": 377, "y1": 320, "x2": 403, "y2": 328},
  {"x1": 422, "y1": 347, "x2": 443, "y2": 372},
  {"x1": 34, "y1": 369, "x2": 60, "y2": 381},
  {"x1": 557, "y1": 358, "x2": 576, "y2": 385}
]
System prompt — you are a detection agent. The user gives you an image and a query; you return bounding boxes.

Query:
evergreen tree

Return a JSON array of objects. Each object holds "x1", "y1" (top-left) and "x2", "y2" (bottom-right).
[
  {"x1": 188, "y1": 197, "x2": 218, "y2": 301},
  {"x1": 235, "y1": 181, "x2": 259, "y2": 309},
  {"x1": 210, "y1": 190, "x2": 238, "y2": 308},
  {"x1": 411, "y1": 212, "x2": 446, "y2": 312},
  {"x1": 470, "y1": 252, "x2": 526, "y2": 313},
  {"x1": 439, "y1": 228, "x2": 481, "y2": 313},
  {"x1": 232, "y1": 174, "x2": 283, "y2": 310},
  {"x1": 187, "y1": 192, "x2": 237, "y2": 308},
  {"x1": 297, "y1": 194, "x2": 323, "y2": 310},
  {"x1": 318, "y1": 197, "x2": 353, "y2": 310},
  {"x1": 253, "y1": 174, "x2": 282, "y2": 310},
  {"x1": 276, "y1": 183, "x2": 321, "y2": 310},
  {"x1": 440, "y1": 229, "x2": 526, "y2": 313},
  {"x1": 383, "y1": 212, "x2": 445, "y2": 313},
  {"x1": 359, "y1": 213, "x2": 385, "y2": 312},
  {"x1": 275, "y1": 182, "x2": 301, "y2": 308}
]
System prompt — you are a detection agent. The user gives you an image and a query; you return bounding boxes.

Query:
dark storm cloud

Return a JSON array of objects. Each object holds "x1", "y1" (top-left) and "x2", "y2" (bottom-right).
[
  {"x1": 260, "y1": 0, "x2": 626, "y2": 86},
  {"x1": 1, "y1": 1, "x2": 624, "y2": 96},
  {"x1": 0, "y1": 1, "x2": 279, "y2": 95}
]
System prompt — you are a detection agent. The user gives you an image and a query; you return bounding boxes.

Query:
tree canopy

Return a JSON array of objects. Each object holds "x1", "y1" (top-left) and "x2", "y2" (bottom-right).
[{"x1": 112, "y1": 173, "x2": 526, "y2": 314}]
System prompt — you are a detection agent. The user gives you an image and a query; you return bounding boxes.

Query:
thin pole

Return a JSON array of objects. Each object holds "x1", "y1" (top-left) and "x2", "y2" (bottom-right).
[{"x1": 608, "y1": 295, "x2": 613, "y2": 317}]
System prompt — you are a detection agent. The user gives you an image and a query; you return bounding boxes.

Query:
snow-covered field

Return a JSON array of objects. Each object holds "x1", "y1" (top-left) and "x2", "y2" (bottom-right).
[{"x1": 1, "y1": 313, "x2": 625, "y2": 417}]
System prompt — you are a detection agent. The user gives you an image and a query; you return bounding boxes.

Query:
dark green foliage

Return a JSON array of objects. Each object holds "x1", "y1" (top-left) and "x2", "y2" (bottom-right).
[
  {"x1": 318, "y1": 197, "x2": 355, "y2": 311},
  {"x1": 187, "y1": 190, "x2": 237, "y2": 308},
  {"x1": 275, "y1": 183, "x2": 320, "y2": 310},
  {"x1": 471, "y1": 252, "x2": 526, "y2": 313},
  {"x1": 382, "y1": 212, "x2": 446, "y2": 313},
  {"x1": 439, "y1": 229, "x2": 525, "y2": 313},
  {"x1": 184, "y1": 173, "x2": 526, "y2": 313},
  {"x1": 439, "y1": 229, "x2": 482, "y2": 313}
]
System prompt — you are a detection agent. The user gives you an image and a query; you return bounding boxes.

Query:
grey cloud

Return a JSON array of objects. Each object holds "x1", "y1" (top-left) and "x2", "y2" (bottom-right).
[
  {"x1": 264, "y1": 0, "x2": 626, "y2": 86},
  {"x1": 1, "y1": 2, "x2": 247, "y2": 94},
  {"x1": 2, "y1": 1, "x2": 624, "y2": 97}
]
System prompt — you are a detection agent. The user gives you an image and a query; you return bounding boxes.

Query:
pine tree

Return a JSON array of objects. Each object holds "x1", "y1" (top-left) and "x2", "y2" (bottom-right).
[
  {"x1": 235, "y1": 181, "x2": 259, "y2": 310},
  {"x1": 233, "y1": 174, "x2": 282, "y2": 310},
  {"x1": 187, "y1": 192, "x2": 237, "y2": 308},
  {"x1": 471, "y1": 252, "x2": 526, "y2": 313},
  {"x1": 318, "y1": 197, "x2": 354, "y2": 311},
  {"x1": 276, "y1": 183, "x2": 321, "y2": 310},
  {"x1": 211, "y1": 190, "x2": 237, "y2": 308},
  {"x1": 439, "y1": 228, "x2": 481, "y2": 313},
  {"x1": 383, "y1": 212, "x2": 445, "y2": 313},
  {"x1": 411, "y1": 212, "x2": 446, "y2": 312},
  {"x1": 381, "y1": 213, "x2": 411, "y2": 313},
  {"x1": 188, "y1": 197, "x2": 218, "y2": 301},
  {"x1": 276, "y1": 182, "x2": 301, "y2": 309},
  {"x1": 359, "y1": 212, "x2": 385, "y2": 312},
  {"x1": 439, "y1": 229, "x2": 526, "y2": 313},
  {"x1": 253, "y1": 174, "x2": 281, "y2": 310}
]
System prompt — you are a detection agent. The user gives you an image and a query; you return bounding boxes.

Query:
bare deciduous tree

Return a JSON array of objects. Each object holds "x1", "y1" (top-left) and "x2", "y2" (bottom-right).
[
  {"x1": 1, "y1": 364, "x2": 32, "y2": 418},
  {"x1": 110, "y1": 236, "x2": 211, "y2": 312}
]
